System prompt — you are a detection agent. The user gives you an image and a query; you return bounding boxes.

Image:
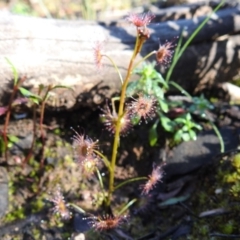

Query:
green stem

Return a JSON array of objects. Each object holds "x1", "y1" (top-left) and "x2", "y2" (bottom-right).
[
  {"x1": 106, "y1": 34, "x2": 144, "y2": 206},
  {"x1": 118, "y1": 198, "x2": 137, "y2": 216},
  {"x1": 133, "y1": 50, "x2": 156, "y2": 70},
  {"x1": 68, "y1": 203, "x2": 86, "y2": 214},
  {"x1": 169, "y1": 81, "x2": 192, "y2": 98},
  {"x1": 95, "y1": 167, "x2": 108, "y2": 205},
  {"x1": 94, "y1": 150, "x2": 111, "y2": 172},
  {"x1": 208, "y1": 121, "x2": 224, "y2": 153},
  {"x1": 103, "y1": 55, "x2": 123, "y2": 84},
  {"x1": 96, "y1": 168, "x2": 104, "y2": 190},
  {"x1": 114, "y1": 177, "x2": 147, "y2": 191}
]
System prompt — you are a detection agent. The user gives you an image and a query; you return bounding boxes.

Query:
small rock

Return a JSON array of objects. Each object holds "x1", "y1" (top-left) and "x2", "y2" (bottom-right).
[
  {"x1": 222, "y1": 82, "x2": 240, "y2": 102},
  {"x1": 72, "y1": 233, "x2": 85, "y2": 240},
  {"x1": 163, "y1": 127, "x2": 239, "y2": 179}
]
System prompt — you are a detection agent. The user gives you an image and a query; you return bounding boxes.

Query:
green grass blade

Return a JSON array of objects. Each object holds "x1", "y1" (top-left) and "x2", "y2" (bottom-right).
[
  {"x1": 5, "y1": 58, "x2": 19, "y2": 86},
  {"x1": 166, "y1": 0, "x2": 225, "y2": 83}
]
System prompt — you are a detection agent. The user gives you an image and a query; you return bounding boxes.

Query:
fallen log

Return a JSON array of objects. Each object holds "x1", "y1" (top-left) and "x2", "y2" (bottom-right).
[{"x1": 0, "y1": 4, "x2": 240, "y2": 109}]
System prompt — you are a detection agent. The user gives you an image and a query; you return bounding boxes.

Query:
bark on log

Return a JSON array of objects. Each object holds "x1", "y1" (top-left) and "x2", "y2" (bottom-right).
[
  {"x1": 151, "y1": 0, "x2": 238, "y2": 21},
  {"x1": 0, "y1": 5, "x2": 240, "y2": 109}
]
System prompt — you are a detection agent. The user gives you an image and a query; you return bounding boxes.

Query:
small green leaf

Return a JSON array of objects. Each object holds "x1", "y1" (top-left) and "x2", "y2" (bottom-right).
[
  {"x1": 153, "y1": 87, "x2": 164, "y2": 100},
  {"x1": 160, "y1": 115, "x2": 174, "y2": 132},
  {"x1": 8, "y1": 135, "x2": 19, "y2": 143},
  {"x1": 189, "y1": 129, "x2": 197, "y2": 140},
  {"x1": 159, "y1": 99, "x2": 169, "y2": 113},
  {"x1": 195, "y1": 124, "x2": 203, "y2": 130},
  {"x1": 174, "y1": 131, "x2": 182, "y2": 142},
  {"x1": 155, "y1": 73, "x2": 168, "y2": 89},
  {"x1": 182, "y1": 132, "x2": 191, "y2": 142},
  {"x1": 149, "y1": 120, "x2": 159, "y2": 146},
  {"x1": 19, "y1": 87, "x2": 41, "y2": 99},
  {"x1": 174, "y1": 116, "x2": 186, "y2": 124},
  {"x1": 29, "y1": 96, "x2": 40, "y2": 105},
  {"x1": 186, "y1": 112, "x2": 191, "y2": 121},
  {"x1": 5, "y1": 58, "x2": 19, "y2": 86},
  {"x1": 145, "y1": 77, "x2": 152, "y2": 94},
  {"x1": 126, "y1": 81, "x2": 139, "y2": 97}
]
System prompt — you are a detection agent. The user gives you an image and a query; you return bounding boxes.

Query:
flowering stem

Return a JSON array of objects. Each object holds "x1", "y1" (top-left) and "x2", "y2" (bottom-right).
[
  {"x1": 96, "y1": 168, "x2": 104, "y2": 190},
  {"x1": 68, "y1": 203, "x2": 86, "y2": 214},
  {"x1": 133, "y1": 50, "x2": 156, "y2": 70},
  {"x1": 94, "y1": 150, "x2": 111, "y2": 171},
  {"x1": 96, "y1": 168, "x2": 108, "y2": 203},
  {"x1": 106, "y1": 34, "x2": 144, "y2": 206},
  {"x1": 103, "y1": 55, "x2": 123, "y2": 84},
  {"x1": 169, "y1": 81, "x2": 192, "y2": 98},
  {"x1": 118, "y1": 198, "x2": 137, "y2": 216},
  {"x1": 208, "y1": 120, "x2": 225, "y2": 153}
]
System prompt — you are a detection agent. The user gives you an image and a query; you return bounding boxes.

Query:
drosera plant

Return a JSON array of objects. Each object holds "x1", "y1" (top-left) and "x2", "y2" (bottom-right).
[
  {"x1": 43, "y1": 10, "x2": 167, "y2": 237},
  {"x1": 0, "y1": 2, "x2": 227, "y2": 239},
  {"x1": 96, "y1": 11, "x2": 166, "y2": 208},
  {"x1": 42, "y1": 1, "x2": 227, "y2": 238}
]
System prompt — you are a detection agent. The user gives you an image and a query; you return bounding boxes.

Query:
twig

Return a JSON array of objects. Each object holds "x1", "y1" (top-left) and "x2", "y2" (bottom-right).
[{"x1": 209, "y1": 233, "x2": 240, "y2": 238}]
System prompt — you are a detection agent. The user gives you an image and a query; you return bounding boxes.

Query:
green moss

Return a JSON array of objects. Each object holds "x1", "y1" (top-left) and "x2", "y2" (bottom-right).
[
  {"x1": 4, "y1": 206, "x2": 26, "y2": 222},
  {"x1": 32, "y1": 227, "x2": 42, "y2": 239},
  {"x1": 223, "y1": 153, "x2": 240, "y2": 197},
  {"x1": 56, "y1": 140, "x2": 63, "y2": 147},
  {"x1": 31, "y1": 197, "x2": 45, "y2": 213},
  {"x1": 54, "y1": 128, "x2": 61, "y2": 135},
  {"x1": 221, "y1": 220, "x2": 235, "y2": 234}
]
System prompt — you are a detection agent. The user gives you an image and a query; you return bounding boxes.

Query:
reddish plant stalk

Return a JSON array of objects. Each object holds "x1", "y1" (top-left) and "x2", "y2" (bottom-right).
[
  {"x1": 39, "y1": 86, "x2": 51, "y2": 168},
  {"x1": 2, "y1": 76, "x2": 26, "y2": 161},
  {"x1": 38, "y1": 85, "x2": 52, "y2": 168},
  {"x1": 22, "y1": 103, "x2": 37, "y2": 167}
]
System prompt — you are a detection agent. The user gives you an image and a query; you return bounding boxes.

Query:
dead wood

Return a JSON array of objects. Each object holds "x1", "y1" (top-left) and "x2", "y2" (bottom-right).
[
  {"x1": 0, "y1": 5, "x2": 240, "y2": 109},
  {"x1": 152, "y1": 0, "x2": 238, "y2": 21}
]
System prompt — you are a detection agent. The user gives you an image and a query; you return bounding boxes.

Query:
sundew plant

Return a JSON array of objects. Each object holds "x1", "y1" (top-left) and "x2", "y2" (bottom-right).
[
  {"x1": 47, "y1": 1, "x2": 225, "y2": 237},
  {"x1": 47, "y1": 11, "x2": 168, "y2": 233}
]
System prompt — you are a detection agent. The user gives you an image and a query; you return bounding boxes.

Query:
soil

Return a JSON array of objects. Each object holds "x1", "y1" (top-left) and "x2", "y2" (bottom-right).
[{"x1": 0, "y1": 100, "x2": 240, "y2": 239}]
